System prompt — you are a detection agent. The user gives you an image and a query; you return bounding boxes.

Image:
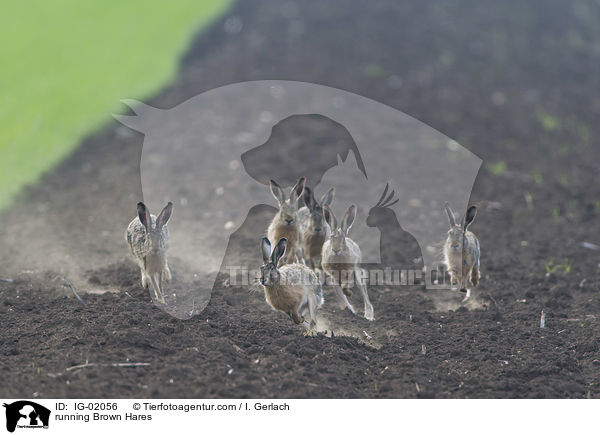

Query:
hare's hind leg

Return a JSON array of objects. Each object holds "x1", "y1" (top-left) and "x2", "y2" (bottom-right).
[{"x1": 355, "y1": 268, "x2": 374, "y2": 321}]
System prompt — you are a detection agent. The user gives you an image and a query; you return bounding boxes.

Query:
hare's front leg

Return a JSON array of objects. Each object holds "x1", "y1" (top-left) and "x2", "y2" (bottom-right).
[
  {"x1": 163, "y1": 264, "x2": 172, "y2": 283},
  {"x1": 461, "y1": 288, "x2": 471, "y2": 303},
  {"x1": 355, "y1": 268, "x2": 374, "y2": 321},
  {"x1": 341, "y1": 282, "x2": 353, "y2": 297},
  {"x1": 290, "y1": 311, "x2": 304, "y2": 325},
  {"x1": 141, "y1": 271, "x2": 150, "y2": 289},
  {"x1": 296, "y1": 247, "x2": 306, "y2": 265},
  {"x1": 326, "y1": 270, "x2": 356, "y2": 314},
  {"x1": 307, "y1": 294, "x2": 317, "y2": 328},
  {"x1": 449, "y1": 269, "x2": 459, "y2": 286},
  {"x1": 334, "y1": 283, "x2": 356, "y2": 315},
  {"x1": 340, "y1": 270, "x2": 354, "y2": 297},
  {"x1": 460, "y1": 270, "x2": 472, "y2": 303},
  {"x1": 313, "y1": 255, "x2": 323, "y2": 271},
  {"x1": 301, "y1": 298, "x2": 317, "y2": 336},
  {"x1": 470, "y1": 262, "x2": 480, "y2": 287},
  {"x1": 154, "y1": 284, "x2": 166, "y2": 304},
  {"x1": 137, "y1": 258, "x2": 150, "y2": 289}
]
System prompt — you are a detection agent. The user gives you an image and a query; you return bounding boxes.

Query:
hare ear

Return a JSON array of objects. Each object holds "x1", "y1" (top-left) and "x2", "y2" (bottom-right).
[
  {"x1": 320, "y1": 187, "x2": 335, "y2": 207},
  {"x1": 157, "y1": 202, "x2": 173, "y2": 228},
  {"x1": 463, "y1": 205, "x2": 477, "y2": 230},
  {"x1": 270, "y1": 180, "x2": 285, "y2": 204},
  {"x1": 261, "y1": 238, "x2": 272, "y2": 263},
  {"x1": 341, "y1": 205, "x2": 357, "y2": 234},
  {"x1": 272, "y1": 238, "x2": 287, "y2": 265},
  {"x1": 137, "y1": 202, "x2": 151, "y2": 230},
  {"x1": 290, "y1": 177, "x2": 306, "y2": 203},
  {"x1": 323, "y1": 205, "x2": 337, "y2": 229},
  {"x1": 445, "y1": 203, "x2": 456, "y2": 226},
  {"x1": 303, "y1": 186, "x2": 314, "y2": 210}
]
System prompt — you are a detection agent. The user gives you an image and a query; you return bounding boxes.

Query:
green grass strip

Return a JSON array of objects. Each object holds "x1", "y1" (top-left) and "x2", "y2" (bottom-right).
[{"x1": 0, "y1": 0, "x2": 232, "y2": 209}]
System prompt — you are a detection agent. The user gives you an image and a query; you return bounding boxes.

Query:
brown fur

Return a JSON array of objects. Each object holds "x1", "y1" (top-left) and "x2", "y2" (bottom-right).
[
  {"x1": 267, "y1": 221, "x2": 300, "y2": 265},
  {"x1": 266, "y1": 178, "x2": 305, "y2": 264},
  {"x1": 321, "y1": 205, "x2": 374, "y2": 320},
  {"x1": 302, "y1": 232, "x2": 325, "y2": 260},
  {"x1": 261, "y1": 263, "x2": 322, "y2": 330},
  {"x1": 443, "y1": 204, "x2": 481, "y2": 302},
  {"x1": 263, "y1": 279, "x2": 305, "y2": 322}
]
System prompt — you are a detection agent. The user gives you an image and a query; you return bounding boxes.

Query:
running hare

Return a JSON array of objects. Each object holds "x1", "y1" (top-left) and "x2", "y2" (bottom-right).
[
  {"x1": 260, "y1": 237, "x2": 323, "y2": 334},
  {"x1": 267, "y1": 177, "x2": 306, "y2": 264},
  {"x1": 322, "y1": 205, "x2": 374, "y2": 321},
  {"x1": 443, "y1": 203, "x2": 480, "y2": 302},
  {"x1": 297, "y1": 185, "x2": 335, "y2": 270},
  {"x1": 126, "y1": 202, "x2": 173, "y2": 304}
]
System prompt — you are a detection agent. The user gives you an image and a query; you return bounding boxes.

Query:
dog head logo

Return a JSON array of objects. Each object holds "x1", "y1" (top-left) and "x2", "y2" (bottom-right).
[
  {"x1": 3, "y1": 401, "x2": 50, "y2": 432},
  {"x1": 115, "y1": 80, "x2": 481, "y2": 318}
]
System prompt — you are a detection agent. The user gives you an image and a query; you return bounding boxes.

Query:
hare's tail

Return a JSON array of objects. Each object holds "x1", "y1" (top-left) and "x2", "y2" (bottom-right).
[{"x1": 149, "y1": 273, "x2": 166, "y2": 304}]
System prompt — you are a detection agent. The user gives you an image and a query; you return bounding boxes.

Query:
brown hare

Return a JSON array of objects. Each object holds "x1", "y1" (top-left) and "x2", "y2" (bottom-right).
[
  {"x1": 297, "y1": 185, "x2": 335, "y2": 270},
  {"x1": 126, "y1": 202, "x2": 173, "y2": 304},
  {"x1": 322, "y1": 205, "x2": 374, "y2": 321},
  {"x1": 443, "y1": 203, "x2": 480, "y2": 302},
  {"x1": 267, "y1": 177, "x2": 306, "y2": 265},
  {"x1": 260, "y1": 237, "x2": 323, "y2": 334}
]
